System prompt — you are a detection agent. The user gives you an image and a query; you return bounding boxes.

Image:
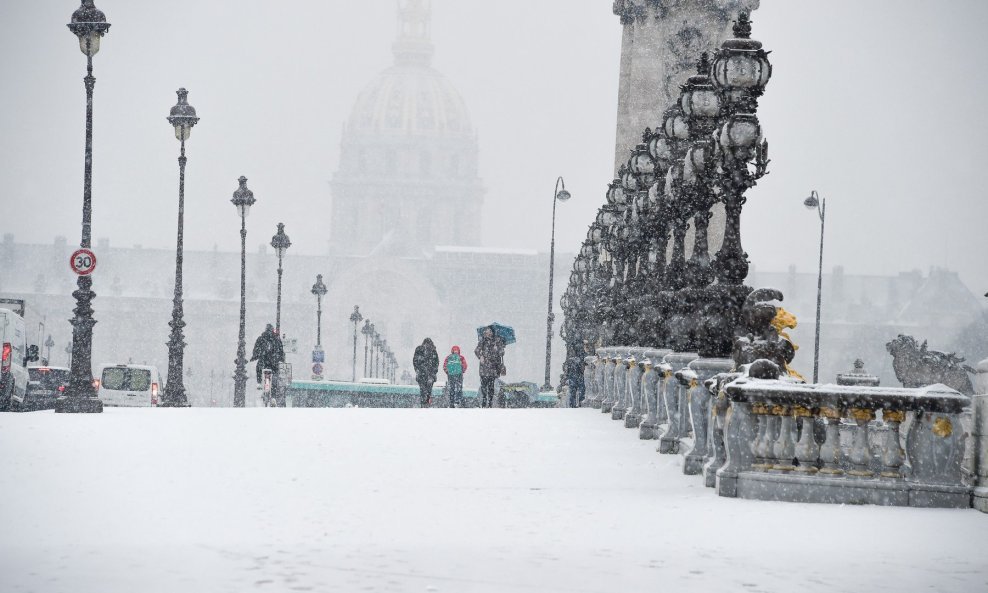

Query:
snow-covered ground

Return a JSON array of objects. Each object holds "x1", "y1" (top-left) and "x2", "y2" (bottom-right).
[{"x1": 1, "y1": 408, "x2": 985, "y2": 593}]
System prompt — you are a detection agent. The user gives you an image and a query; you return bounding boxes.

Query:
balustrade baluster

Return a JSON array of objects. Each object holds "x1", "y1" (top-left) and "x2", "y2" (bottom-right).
[
  {"x1": 848, "y1": 407, "x2": 876, "y2": 477},
  {"x1": 793, "y1": 406, "x2": 820, "y2": 472},
  {"x1": 751, "y1": 403, "x2": 770, "y2": 469},
  {"x1": 881, "y1": 409, "x2": 906, "y2": 478},
  {"x1": 772, "y1": 406, "x2": 796, "y2": 471},
  {"x1": 818, "y1": 407, "x2": 843, "y2": 475}
]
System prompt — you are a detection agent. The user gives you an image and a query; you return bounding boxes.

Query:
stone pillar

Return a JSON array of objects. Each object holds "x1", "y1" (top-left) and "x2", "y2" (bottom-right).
[
  {"x1": 974, "y1": 393, "x2": 988, "y2": 512},
  {"x1": 611, "y1": 0, "x2": 759, "y2": 259}
]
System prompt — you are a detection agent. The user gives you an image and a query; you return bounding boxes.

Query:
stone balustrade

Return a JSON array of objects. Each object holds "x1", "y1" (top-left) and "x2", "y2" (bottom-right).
[
  {"x1": 657, "y1": 352, "x2": 698, "y2": 454},
  {"x1": 678, "y1": 358, "x2": 734, "y2": 475},
  {"x1": 716, "y1": 376, "x2": 972, "y2": 508},
  {"x1": 581, "y1": 350, "x2": 979, "y2": 511},
  {"x1": 638, "y1": 349, "x2": 671, "y2": 439},
  {"x1": 623, "y1": 348, "x2": 648, "y2": 429}
]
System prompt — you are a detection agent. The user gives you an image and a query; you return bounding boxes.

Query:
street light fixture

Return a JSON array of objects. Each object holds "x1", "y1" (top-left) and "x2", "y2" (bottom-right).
[
  {"x1": 55, "y1": 0, "x2": 110, "y2": 413},
  {"x1": 162, "y1": 88, "x2": 199, "y2": 408},
  {"x1": 361, "y1": 320, "x2": 374, "y2": 379},
  {"x1": 542, "y1": 176, "x2": 571, "y2": 392},
  {"x1": 270, "y1": 223, "x2": 292, "y2": 334},
  {"x1": 311, "y1": 274, "x2": 328, "y2": 348},
  {"x1": 804, "y1": 190, "x2": 826, "y2": 384},
  {"x1": 231, "y1": 176, "x2": 256, "y2": 407},
  {"x1": 59, "y1": 0, "x2": 110, "y2": 414},
  {"x1": 349, "y1": 306, "x2": 362, "y2": 381}
]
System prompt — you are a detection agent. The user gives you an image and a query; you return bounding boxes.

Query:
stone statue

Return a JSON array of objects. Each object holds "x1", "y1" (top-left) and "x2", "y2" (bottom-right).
[
  {"x1": 885, "y1": 334, "x2": 975, "y2": 395},
  {"x1": 731, "y1": 288, "x2": 797, "y2": 374}
]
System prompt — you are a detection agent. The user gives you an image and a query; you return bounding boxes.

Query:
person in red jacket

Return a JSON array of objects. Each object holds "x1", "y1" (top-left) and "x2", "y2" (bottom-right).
[{"x1": 443, "y1": 345, "x2": 468, "y2": 408}]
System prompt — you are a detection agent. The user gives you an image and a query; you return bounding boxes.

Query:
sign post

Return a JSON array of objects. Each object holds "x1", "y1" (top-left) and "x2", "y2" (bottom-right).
[{"x1": 312, "y1": 347, "x2": 325, "y2": 381}]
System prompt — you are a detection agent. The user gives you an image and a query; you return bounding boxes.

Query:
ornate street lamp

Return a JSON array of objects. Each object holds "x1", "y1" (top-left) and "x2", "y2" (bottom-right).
[
  {"x1": 231, "y1": 176, "x2": 256, "y2": 408},
  {"x1": 162, "y1": 88, "x2": 199, "y2": 408},
  {"x1": 542, "y1": 176, "x2": 571, "y2": 392},
  {"x1": 710, "y1": 10, "x2": 772, "y2": 285},
  {"x1": 361, "y1": 320, "x2": 374, "y2": 378},
  {"x1": 380, "y1": 339, "x2": 389, "y2": 380},
  {"x1": 270, "y1": 223, "x2": 292, "y2": 334},
  {"x1": 349, "y1": 305, "x2": 362, "y2": 382},
  {"x1": 59, "y1": 0, "x2": 110, "y2": 414},
  {"x1": 311, "y1": 274, "x2": 328, "y2": 348},
  {"x1": 804, "y1": 190, "x2": 826, "y2": 383},
  {"x1": 374, "y1": 334, "x2": 383, "y2": 378}
]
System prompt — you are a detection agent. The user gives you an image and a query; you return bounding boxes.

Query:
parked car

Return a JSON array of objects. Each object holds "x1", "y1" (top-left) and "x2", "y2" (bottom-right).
[
  {"x1": 96, "y1": 364, "x2": 163, "y2": 407},
  {"x1": 0, "y1": 307, "x2": 39, "y2": 411},
  {"x1": 24, "y1": 366, "x2": 71, "y2": 411}
]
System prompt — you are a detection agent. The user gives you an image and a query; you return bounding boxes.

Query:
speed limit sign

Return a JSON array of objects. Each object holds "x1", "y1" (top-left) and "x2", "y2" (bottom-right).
[{"x1": 69, "y1": 248, "x2": 97, "y2": 276}]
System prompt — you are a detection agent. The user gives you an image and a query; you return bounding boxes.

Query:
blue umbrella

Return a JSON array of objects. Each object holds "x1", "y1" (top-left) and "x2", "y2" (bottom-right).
[{"x1": 477, "y1": 322, "x2": 516, "y2": 345}]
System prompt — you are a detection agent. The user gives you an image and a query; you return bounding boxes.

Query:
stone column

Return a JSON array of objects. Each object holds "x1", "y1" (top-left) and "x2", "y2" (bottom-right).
[
  {"x1": 973, "y1": 394, "x2": 988, "y2": 512},
  {"x1": 611, "y1": 0, "x2": 760, "y2": 257}
]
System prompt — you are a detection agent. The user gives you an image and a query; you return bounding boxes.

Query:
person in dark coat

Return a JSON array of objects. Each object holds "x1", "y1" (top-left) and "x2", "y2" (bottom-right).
[
  {"x1": 564, "y1": 354, "x2": 586, "y2": 408},
  {"x1": 443, "y1": 345, "x2": 468, "y2": 408},
  {"x1": 250, "y1": 324, "x2": 285, "y2": 385},
  {"x1": 474, "y1": 326, "x2": 506, "y2": 408},
  {"x1": 412, "y1": 338, "x2": 439, "y2": 407}
]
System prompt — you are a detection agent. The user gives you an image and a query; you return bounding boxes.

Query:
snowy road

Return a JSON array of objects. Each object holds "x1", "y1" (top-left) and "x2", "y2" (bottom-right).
[{"x1": 1, "y1": 408, "x2": 986, "y2": 593}]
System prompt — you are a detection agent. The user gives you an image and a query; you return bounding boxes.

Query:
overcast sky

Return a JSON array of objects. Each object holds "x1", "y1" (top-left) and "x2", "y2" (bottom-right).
[{"x1": 2, "y1": 0, "x2": 987, "y2": 295}]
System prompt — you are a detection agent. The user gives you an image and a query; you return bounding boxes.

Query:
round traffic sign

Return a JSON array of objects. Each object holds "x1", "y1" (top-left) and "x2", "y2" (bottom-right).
[
  {"x1": 70, "y1": 249, "x2": 97, "y2": 276},
  {"x1": 312, "y1": 363, "x2": 324, "y2": 375}
]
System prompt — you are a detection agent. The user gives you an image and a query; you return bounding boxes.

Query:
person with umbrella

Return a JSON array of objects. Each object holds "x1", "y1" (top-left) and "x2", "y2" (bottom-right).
[
  {"x1": 412, "y1": 338, "x2": 439, "y2": 407},
  {"x1": 475, "y1": 325, "x2": 507, "y2": 408}
]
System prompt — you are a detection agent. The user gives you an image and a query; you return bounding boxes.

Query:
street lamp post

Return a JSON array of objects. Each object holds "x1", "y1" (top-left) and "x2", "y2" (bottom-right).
[
  {"x1": 380, "y1": 339, "x2": 389, "y2": 380},
  {"x1": 349, "y1": 306, "x2": 362, "y2": 381},
  {"x1": 804, "y1": 190, "x2": 826, "y2": 384},
  {"x1": 311, "y1": 275, "x2": 327, "y2": 347},
  {"x1": 231, "y1": 177, "x2": 256, "y2": 407},
  {"x1": 44, "y1": 335, "x2": 55, "y2": 363},
  {"x1": 59, "y1": 0, "x2": 110, "y2": 414},
  {"x1": 372, "y1": 334, "x2": 381, "y2": 378},
  {"x1": 542, "y1": 176, "x2": 571, "y2": 391},
  {"x1": 162, "y1": 88, "x2": 199, "y2": 408},
  {"x1": 361, "y1": 320, "x2": 373, "y2": 379},
  {"x1": 270, "y1": 223, "x2": 292, "y2": 334}
]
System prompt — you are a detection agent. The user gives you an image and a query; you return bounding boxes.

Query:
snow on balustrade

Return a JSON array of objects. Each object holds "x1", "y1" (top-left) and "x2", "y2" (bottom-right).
[
  {"x1": 716, "y1": 376, "x2": 972, "y2": 508},
  {"x1": 584, "y1": 349, "x2": 977, "y2": 511}
]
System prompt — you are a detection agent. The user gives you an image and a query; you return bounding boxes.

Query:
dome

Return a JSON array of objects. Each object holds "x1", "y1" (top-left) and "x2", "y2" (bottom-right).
[
  {"x1": 348, "y1": 65, "x2": 472, "y2": 137},
  {"x1": 346, "y1": 0, "x2": 472, "y2": 137}
]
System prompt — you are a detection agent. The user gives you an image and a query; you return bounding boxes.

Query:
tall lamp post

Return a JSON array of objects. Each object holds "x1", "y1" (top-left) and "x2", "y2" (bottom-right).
[
  {"x1": 804, "y1": 190, "x2": 826, "y2": 384},
  {"x1": 349, "y1": 306, "x2": 362, "y2": 381},
  {"x1": 361, "y1": 320, "x2": 373, "y2": 379},
  {"x1": 311, "y1": 275, "x2": 327, "y2": 347},
  {"x1": 162, "y1": 88, "x2": 199, "y2": 407},
  {"x1": 542, "y1": 176, "x2": 571, "y2": 391},
  {"x1": 271, "y1": 223, "x2": 291, "y2": 334},
  {"x1": 44, "y1": 335, "x2": 55, "y2": 363},
  {"x1": 59, "y1": 0, "x2": 110, "y2": 414},
  {"x1": 231, "y1": 176, "x2": 256, "y2": 407}
]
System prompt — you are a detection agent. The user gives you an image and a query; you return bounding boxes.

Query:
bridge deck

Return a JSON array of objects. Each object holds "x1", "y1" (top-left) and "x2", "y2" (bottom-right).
[{"x1": 1, "y1": 408, "x2": 984, "y2": 592}]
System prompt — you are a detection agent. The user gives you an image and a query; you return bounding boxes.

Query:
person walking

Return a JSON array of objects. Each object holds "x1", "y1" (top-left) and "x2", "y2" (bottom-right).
[
  {"x1": 412, "y1": 338, "x2": 439, "y2": 407},
  {"x1": 564, "y1": 353, "x2": 586, "y2": 408},
  {"x1": 443, "y1": 345, "x2": 468, "y2": 408},
  {"x1": 475, "y1": 326, "x2": 505, "y2": 408},
  {"x1": 250, "y1": 324, "x2": 285, "y2": 386}
]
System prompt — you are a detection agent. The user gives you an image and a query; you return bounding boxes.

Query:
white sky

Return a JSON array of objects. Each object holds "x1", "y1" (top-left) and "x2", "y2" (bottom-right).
[{"x1": 2, "y1": 0, "x2": 987, "y2": 295}]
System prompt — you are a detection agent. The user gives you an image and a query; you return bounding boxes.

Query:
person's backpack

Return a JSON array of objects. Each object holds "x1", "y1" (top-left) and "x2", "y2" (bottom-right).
[{"x1": 446, "y1": 354, "x2": 463, "y2": 376}]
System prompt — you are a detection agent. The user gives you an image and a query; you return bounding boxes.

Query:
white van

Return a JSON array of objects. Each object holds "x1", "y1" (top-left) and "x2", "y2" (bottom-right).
[
  {"x1": 0, "y1": 307, "x2": 39, "y2": 411},
  {"x1": 96, "y1": 364, "x2": 163, "y2": 407}
]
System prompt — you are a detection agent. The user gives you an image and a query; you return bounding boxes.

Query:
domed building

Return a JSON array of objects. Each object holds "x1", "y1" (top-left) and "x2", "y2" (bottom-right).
[{"x1": 330, "y1": 0, "x2": 485, "y2": 256}]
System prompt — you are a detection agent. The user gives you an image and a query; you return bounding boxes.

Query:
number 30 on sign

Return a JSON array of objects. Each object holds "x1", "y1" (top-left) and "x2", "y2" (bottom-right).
[{"x1": 70, "y1": 248, "x2": 97, "y2": 276}]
